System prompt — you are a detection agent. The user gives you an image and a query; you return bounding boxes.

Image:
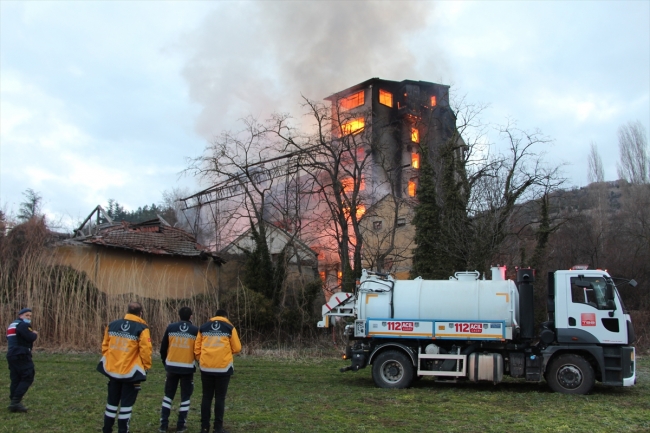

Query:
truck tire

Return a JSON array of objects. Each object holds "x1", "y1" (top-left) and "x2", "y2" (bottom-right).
[
  {"x1": 546, "y1": 354, "x2": 595, "y2": 395},
  {"x1": 372, "y1": 350, "x2": 414, "y2": 389}
]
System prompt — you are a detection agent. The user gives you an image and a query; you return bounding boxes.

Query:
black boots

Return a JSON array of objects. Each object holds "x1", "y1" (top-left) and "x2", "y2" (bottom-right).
[{"x1": 8, "y1": 398, "x2": 28, "y2": 413}]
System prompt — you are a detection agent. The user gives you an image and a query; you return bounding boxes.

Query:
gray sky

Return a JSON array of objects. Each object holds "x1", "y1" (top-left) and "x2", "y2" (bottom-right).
[{"x1": 1, "y1": 1, "x2": 648, "y2": 229}]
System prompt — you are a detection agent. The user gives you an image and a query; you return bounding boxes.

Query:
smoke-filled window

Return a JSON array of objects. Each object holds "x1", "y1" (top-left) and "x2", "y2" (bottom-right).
[
  {"x1": 341, "y1": 118, "x2": 365, "y2": 135},
  {"x1": 431, "y1": 95, "x2": 437, "y2": 107},
  {"x1": 339, "y1": 90, "x2": 364, "y2": 111},
  {"x1": 411, "y1": 127, "x2": 419, "y2": 143},
  {"x1": 379, "y1": 89, "x2": 393, "y2": 107}
]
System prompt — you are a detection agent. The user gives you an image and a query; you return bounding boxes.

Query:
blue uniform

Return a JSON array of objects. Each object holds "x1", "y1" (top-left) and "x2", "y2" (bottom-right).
[{"x1": 6, "y1": 318, "x2": 38, "y2": 402}]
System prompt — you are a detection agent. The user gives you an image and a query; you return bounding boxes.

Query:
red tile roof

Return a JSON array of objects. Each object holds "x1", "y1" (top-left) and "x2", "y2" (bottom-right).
[{"x1": 81, "y1": 219, "x2": 224, "y2": 263}]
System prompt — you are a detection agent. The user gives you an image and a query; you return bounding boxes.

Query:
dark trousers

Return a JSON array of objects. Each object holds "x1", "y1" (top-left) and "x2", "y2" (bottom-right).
[
  {"x1": 7, "y1": 355, "x2": 35, "y2": 401},
  {"x1": 200, "y1": 373, "x2": 231, "y2": 431},
  {"x1": 160, "y1": 372, "x2": 194, "y2": 429},
  {"x1": 103, "y1": 379, "x2": 140, "y2": 433}
]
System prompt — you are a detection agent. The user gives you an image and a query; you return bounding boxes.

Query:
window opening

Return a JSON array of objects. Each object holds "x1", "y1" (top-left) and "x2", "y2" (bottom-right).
[
  {"x1": 340, "y1": 91, "x2": 364, "y2": 111},
  {"x1": 570, "y1": 277, "x2": 616, "y2": 310},
  {"x1": 397, "y1": 217, "x2": 406, "y2": 227},
  {"x1": 373, "y1": 221, "x2": 382, "y2": 230},
  {"x1": 341, "y1": 118, "x2": 365, "y2": 135},
  {"x1": 411, "y1": 152, "x2": 420, "y2": 169},
  {"x1": 411, "y1": 127, "x2": 419, "y2": 143},
  {"x1": 408, "y1": 179, "x2": 417, "y2": 197},
  {"x1": 379, "y1": 89, "x2": 393, "y2": 107}
]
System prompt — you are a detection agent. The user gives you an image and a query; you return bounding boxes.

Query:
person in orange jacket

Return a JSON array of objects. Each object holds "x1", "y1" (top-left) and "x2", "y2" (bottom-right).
[
  {"x1": 194, "y1": 309, "x2": 241, "y2": 433},
  {"x1": 97, "y1": 302, "x2": 152, "y2": 433}
]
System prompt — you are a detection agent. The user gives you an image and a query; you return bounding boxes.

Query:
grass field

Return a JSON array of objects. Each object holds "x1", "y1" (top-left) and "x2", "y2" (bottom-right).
[{"x1": 0, "y1": 352, "x2": 648, "y2": 433}]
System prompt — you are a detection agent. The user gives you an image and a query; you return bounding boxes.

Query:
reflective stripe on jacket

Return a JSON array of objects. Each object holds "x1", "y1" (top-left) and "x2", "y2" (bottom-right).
[
  {"x1": 160, "y1": 320, "x2": 199, "y2": 374},
  {"x1": 194, "y1": 316, "x2": 242, "y2": 375},
  {"x1": 97, "y1": 314, "x2": 152, "y2": 382}
]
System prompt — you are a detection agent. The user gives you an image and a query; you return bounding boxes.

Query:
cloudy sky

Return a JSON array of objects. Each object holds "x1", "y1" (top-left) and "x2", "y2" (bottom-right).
[{"x1": 1, "y1": 1, "x2": 648, "y2": 229}]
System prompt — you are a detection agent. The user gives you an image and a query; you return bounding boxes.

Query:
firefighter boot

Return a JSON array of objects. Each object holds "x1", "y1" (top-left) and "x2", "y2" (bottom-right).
[{"x1": 8, "y1": 398, "x2": 28, "y2": 413}]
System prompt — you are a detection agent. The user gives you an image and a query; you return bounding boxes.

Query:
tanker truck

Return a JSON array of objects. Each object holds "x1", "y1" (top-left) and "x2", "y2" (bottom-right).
[{"x1": 317, "y1": 266, "x2": 637, "y2": 394}]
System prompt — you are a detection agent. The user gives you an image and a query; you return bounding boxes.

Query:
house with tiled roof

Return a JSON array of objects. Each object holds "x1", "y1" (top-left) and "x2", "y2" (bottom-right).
[{"x1": 53, "y1": 206, "x2": 224, "y2": 299}]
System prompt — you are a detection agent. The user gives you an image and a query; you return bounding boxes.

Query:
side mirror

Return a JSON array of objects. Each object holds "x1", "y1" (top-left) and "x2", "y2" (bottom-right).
[{"x1": 629, "y1": 279, "x2": 638, "y2": 287}]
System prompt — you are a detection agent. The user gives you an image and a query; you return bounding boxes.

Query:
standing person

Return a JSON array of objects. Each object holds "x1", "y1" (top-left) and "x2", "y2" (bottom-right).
[
  {"x1": 195, "y1": 309, "x2": 241, "y2": 433},
  {"x1": 159, "y1": 306, "x2": 199, "y2": 433},
  {"x1": 97, "y1": 302, "x2": 152, "y2": 433},
  {"x1": 5, "y1": 307, "x2": 38, "y2": 413}
]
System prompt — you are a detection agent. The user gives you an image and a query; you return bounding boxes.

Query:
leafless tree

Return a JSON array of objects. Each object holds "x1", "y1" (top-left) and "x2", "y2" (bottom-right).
[
  {"x1": 271, "y1": 98, "x2": 375, "y2": 291},
  {"x1": 617, "y1": 121, "x2": 648, "y2": 184},
  {"x1": 588, "y1": 142, "x2": 605, "y2": 184}
]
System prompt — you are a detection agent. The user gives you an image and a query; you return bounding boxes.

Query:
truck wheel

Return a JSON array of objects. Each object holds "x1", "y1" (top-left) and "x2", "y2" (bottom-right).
[
  {"x1": 546, "y1": 354, "x2": 595, "y2": 395},
  {"x1": 372, "y1": 350, "x2": 414, "y2": 389}
]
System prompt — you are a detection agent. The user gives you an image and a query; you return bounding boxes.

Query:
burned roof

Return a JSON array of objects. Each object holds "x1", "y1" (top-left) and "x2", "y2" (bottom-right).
[{"x1": 73, "y1": 218, "x2": 224, "y2": 263}]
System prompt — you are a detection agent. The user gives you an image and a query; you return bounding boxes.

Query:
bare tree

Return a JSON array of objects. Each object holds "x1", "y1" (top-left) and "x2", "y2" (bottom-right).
[
  {"x1": 588, "y1": 142, "x2": 605, "y2": 184},
  {"x1": 272, "y1": 98, "x2": 375, "y2": 291},
  {"x1": 617, "y1": 121, "x2": 648, "y2": 184}
]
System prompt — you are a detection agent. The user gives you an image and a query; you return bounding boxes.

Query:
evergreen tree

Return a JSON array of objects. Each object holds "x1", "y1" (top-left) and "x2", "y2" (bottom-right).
[
  {"x1": 438, "y1": 140, "x2": 471, "y2": 273},
  {"x1": 410, "y1": 146, "x2": 446, "y2": 279},
  {"x1": 17, "y1": 189, "x2": 42, "y2": 222}
]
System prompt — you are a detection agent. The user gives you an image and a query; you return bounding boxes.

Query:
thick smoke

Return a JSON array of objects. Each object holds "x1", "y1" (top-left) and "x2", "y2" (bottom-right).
[{"x1": 181, "y1": 1, "x2": 446, "y2": 140}]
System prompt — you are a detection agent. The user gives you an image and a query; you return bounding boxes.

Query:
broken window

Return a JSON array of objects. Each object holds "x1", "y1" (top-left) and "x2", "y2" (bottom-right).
[
  {"x1": 411, "y1": 127, "x2": 419, "y2": 143},
  {"x1": 408, "y1": 179, "x2": 417, "y2": 197},
  {"x1": 341, "y1": 118, "x2": 365, "y2": 135},
  {"x1": 373, "y1": 221, "x2": 382, "y2": 230},
  {"x1": 340, "y1": 90, "x2": 364, "y2": 111},
  {"x1": 431, "y1": 95, "x2": 437, "y2": 107},
  {"x1": 379, "y1": 89, "x2": 393, "y2": 107},
  {"x1": 411, "y1": 152, "x2": 420, "y2": 169}
]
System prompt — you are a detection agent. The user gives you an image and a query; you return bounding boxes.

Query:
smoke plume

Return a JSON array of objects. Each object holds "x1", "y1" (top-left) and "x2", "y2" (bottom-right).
[{"x1": 181, "y1": 1, "x2": 446, "y2": 140}]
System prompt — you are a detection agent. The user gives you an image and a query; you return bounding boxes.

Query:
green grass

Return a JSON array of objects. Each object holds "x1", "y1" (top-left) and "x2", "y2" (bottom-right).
[{"x1": 0, "y1": 353, "x2": 648, "y2": 433}]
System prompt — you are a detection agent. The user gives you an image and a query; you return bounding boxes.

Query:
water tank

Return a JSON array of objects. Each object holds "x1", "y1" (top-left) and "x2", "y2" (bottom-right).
[{"x1": 358, "y1": 271, "x2": 519, "y2": 327}]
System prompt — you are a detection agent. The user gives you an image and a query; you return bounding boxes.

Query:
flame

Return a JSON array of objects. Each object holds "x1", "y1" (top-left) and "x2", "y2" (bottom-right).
[
  {"x1": 340, "y1": 91, "x2": 364, "y2": 111},
  {"x1": 411, "y1": 127, "x2": 419, "y2": 143},
  {"x1": 379, "y1": 89, "x2": 393, "y2": 107},
  {"x1": 431, "y1": 95, "x2": 437, "y2": 107},
  {"x1": 408, "y1": 179, "x2": 417, "y2": 197},
  {"x1": 341, "y1": 118, "x2": 365, "y2": 135},
  {"x1": 341, "y1": 177, "x2": 365, "y2": 192},
  {"x1": 411, "y1": 153, "x2": 420, "y2": 169}
]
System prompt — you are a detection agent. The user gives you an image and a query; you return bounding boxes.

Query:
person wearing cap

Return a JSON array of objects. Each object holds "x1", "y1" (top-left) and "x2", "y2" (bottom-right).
[
  {"x1": 97, "y1": 302, "x2": 152, "y2": 433},
  {"x1": 158, "y1": 306, "x2": 199, "y2": 433},
  {"x1": 195, "y1": 309, "x2": 241, "y2": 433},
  {"x1": 5, "y1": 307, "x2": 38, "y2": 413}
]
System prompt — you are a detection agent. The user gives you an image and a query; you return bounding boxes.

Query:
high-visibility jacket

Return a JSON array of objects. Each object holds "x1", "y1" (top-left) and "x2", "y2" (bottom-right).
[
  {"x1": 160, "y1": 320, "x2": 199, "y2": 375},
  {"x1": 194, "y1": 316, "x2": 242, "y2": 375},
  {"x1": 97, "y1": 313, "x2": 152, "y2": 382}
]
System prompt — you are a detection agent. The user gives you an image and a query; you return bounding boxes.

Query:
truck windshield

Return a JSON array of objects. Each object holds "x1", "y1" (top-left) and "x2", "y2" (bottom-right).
[{"x1": 570, "y1": 276, "x2": 615, "y2": 310}]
